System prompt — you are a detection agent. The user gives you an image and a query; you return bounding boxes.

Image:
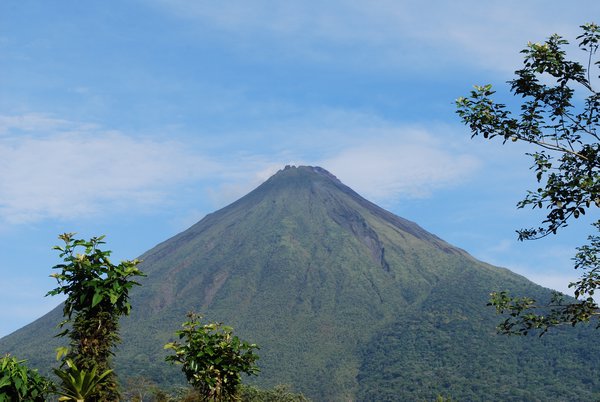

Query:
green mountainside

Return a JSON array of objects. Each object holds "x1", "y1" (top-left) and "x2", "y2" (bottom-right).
[{"x1": 2, "y1": 165, "x2": 600, "y2": 401}]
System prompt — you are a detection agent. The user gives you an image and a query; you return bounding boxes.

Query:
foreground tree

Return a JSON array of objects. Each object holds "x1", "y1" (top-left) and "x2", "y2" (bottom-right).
[
  {"x1": 165, "y1": 312, "x2": 260, "y2": 401},
  {"x1": 47, "y1": 233, "x2": 145, "y2": 400},
  {"x1": 456, "y1": 23, "x2": 600, "y2": 335}
]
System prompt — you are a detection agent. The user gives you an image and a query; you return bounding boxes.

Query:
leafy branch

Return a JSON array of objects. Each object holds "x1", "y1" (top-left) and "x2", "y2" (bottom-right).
[{"x1": 457, "y1": 23, "x2": 600, "y2": 334}]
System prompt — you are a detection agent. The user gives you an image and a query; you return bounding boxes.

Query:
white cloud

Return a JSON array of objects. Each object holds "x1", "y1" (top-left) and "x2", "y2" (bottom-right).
[
  {"x1": 318, "y1": 128, "x2": 480, "y2": 202},
  {"x1": 0, "y1": 114, "x2": 218, "y2": 224}
]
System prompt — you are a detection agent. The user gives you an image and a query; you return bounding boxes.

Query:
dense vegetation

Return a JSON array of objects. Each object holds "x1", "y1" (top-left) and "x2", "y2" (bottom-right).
[
  {"x1": 2, "y1": 166, "x2": 600, "y2": 400},
  {"x1": 358, "y1": 311, "x2": 600, "y2": 401}
]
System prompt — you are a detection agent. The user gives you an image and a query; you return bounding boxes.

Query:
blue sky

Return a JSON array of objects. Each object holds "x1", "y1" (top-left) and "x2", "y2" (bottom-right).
[{"x1": 1, "y1": 0, "x2": 599, "y2": 338}]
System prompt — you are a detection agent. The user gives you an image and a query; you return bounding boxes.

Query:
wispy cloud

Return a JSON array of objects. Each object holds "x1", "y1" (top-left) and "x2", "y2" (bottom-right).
[
  {"x1": 0, "y1": 114, "x2": 218, "y2": 224},
  {"x1": 319, "y1": 128, "x2": 480, "y2": 202},
  {"x1": 0, "y1": 113, "x2": 73, "y2": 135}
]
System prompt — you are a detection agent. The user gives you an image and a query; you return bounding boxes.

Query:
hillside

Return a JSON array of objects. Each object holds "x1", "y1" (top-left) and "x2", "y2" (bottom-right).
[{"x1": 2, "y1": 165, "x2": 600, "y2": 401}]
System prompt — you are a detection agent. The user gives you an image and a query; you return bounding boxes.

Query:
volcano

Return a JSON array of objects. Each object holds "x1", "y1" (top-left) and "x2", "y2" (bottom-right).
[{"x1": 2, "y1": 165, "x2": 600, "y2": 401}]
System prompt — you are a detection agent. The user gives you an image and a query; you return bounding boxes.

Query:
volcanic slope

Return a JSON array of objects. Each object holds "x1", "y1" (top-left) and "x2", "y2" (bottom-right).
[{"x1": 2, "y1": 165, "x2": 600, "y2": 401}]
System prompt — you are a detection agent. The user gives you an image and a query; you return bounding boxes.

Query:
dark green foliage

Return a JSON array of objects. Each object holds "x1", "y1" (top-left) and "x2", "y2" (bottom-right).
[
  {"x1": 165, "y1": 312, "x2": 259, "y2": 401},
  {"x1": 0, "y1": 355, "x2": 52, "y2": 401},
  {"x1": 3, "y1": 166, "x2": 600, "y2": 400},
  {"x1": 457, "y1": 23, "x2": 600, "y2": 333},
  {"x1": 47, "y1": 233, "x2": 145, "y2": 400}
]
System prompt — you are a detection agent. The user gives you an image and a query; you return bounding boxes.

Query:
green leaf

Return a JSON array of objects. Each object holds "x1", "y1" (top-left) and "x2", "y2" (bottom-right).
[{"x1": 91, "y1": 291, "x2": 103, "y2": 308}]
